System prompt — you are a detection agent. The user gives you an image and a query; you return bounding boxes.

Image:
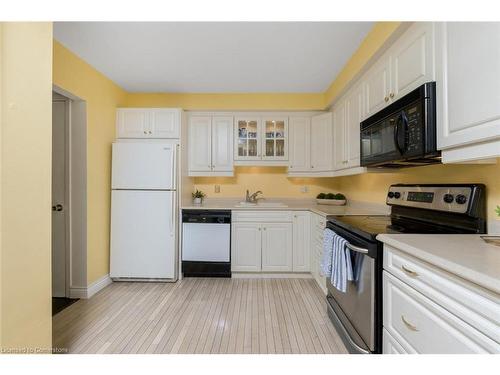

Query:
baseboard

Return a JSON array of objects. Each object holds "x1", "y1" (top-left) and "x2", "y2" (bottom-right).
[
  {"x1": 231, "y1": 272, "x2": 312, "y2": 279},
  {"x1": 69, "y1": 274, "x2": 112, "y2": 299}
]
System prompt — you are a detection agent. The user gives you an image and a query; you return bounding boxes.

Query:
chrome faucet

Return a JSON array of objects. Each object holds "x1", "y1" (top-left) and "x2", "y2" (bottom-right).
[{"x1": 246, "y1": 190, "x2": 263, "y2": 203}]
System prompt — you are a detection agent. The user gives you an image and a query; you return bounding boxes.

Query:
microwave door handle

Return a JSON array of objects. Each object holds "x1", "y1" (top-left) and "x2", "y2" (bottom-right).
[
  {"x1": 393, "y1": 118, "x2": 402, "y2": 154},
  {"x1": 400, "y1": 111, "x2": 409, "y2": 153}
]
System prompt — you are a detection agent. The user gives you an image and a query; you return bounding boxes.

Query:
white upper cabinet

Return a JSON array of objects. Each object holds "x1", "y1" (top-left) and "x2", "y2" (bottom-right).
[
  {"x1": 149, "y1": 109, "x2": 181, "y2": 138},
  {"x1": 234, "y1": 116, "x2": 288, "y2": 164},
  {"x1": 188, "y1": 114, "x2": 234, "y2": 176},
  {"x1": 333, "y1": 83, "x2": 363, "y2": 171},
  {"x1": 310, "y1": 112, "x2": 333, "y2": 171},
  {"x1": 262, "y1": 117, "x2": 288, "y2": 161},
  {"x1": 116, "y1": 108, "x2": 181, "y2": 139},
  {"x1": 363, "y1": 22, "x2": 435, "y2": 119},
  {"x1": 333, "y1": 99, "x2": 347, "y2": 170},
  {"x1": 391, "y1": 22, "x2": 435, "y2": 100},
  {"x1": 188, "y1": 116, "x2": 212, "y2": 173},
  {"x1": 211, "y1": 116, "x2": 234, "y2": 172},
  {"x1": 288, "y1": 117, "x2": 311, "y2": 172},
  {"x1": 345, "y1": 84, "x2": 363, "y2": 168},
  {"x1": 436, "y1": 22, "x2": 500, "y2": 162},
  {"x1": 116, "y1": 109, "x2": 150, "y2": 138},
  {"x1": 364, "y1": 56, "x2": 392, "y2": 118},
  {"x1": 234, "y1": 117, "x2": 262, "y2": 161}
]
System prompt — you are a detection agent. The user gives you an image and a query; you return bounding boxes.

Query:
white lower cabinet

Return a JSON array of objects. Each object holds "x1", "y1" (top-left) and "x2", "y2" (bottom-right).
[
  {"x1": 310, "y1": 213, "x2": 327, "y2": 294},
  {"x1": 383, "y1": 245, "x2": 500, "y2": 354},
  {"x1": 292, "y1": 212, "x2": 310, "y2": 272},
  {"x1": 383, "y1": 329, "x2": 409, "y2": 354},
  {"x1": 261, "y1": 223, "x2": 293, "y2": 272},
  {"x1": 231, "y1": 222, "x2": 262, "y2": 272},
  {"x1": 231, "y1": 211, "x2": 311, "y2": 274},
  {"x1": 231, "y1": 211, "x2": 293, "y2": 273}
]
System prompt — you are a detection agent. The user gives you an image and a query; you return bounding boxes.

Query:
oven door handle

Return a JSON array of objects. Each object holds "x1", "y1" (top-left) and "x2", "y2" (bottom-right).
[{"x1": 346, "y1": 243, "x2": 369, "y2": 254}]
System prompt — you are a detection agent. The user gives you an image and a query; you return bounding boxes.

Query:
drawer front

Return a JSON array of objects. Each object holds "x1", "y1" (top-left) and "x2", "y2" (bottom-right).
[
  {"x1": 384, "y1": 245, "x2": 500, "y2": 343},
  {"x1": 383, "y1": 328, "x2": 412, "y2": 354},
  {"x1": 384, "y1": 271, "x2": 500, "y2": 353},
  {"x1": 232, "y1": 210, "x2": 292, "y2": 223}
]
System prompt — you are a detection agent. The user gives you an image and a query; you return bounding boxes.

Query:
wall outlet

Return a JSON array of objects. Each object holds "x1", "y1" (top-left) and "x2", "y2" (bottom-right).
[
  {"x1": 214, "y1": 185, "x2": 221, "y2": 193},
  {"x1": 300, "y1": 186, "x2": 308, "y2": 193}
]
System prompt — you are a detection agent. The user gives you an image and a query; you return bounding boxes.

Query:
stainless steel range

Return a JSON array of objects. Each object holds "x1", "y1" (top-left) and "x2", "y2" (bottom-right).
[{"x1": 325, "y1": 184, "x2": 486, "y2": 354}]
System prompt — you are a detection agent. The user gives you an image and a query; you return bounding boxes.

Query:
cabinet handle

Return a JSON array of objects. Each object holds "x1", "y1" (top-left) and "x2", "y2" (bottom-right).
[
  {"x1": 401, "y1": 265, "x2": 419, "y2": 277},
  {"x1": 384, "y1": 96, "x2": 389, "y2": 102},
  {"x1": 401, "y1": 315, "x2": 418, "y2": 331},
  {"x1": 390, "y1": 92, "x2": 395, "y2": 99}
]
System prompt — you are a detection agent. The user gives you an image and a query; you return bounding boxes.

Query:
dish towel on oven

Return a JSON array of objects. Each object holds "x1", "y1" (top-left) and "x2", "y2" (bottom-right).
[{"x1": 321, "y1": 229, "x2": 354, "y2": 293}]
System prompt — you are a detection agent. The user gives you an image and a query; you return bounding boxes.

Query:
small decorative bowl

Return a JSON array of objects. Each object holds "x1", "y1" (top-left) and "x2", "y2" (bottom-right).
[{"x1": 316, "y1": 199, "x2": 346, "y2": 206}]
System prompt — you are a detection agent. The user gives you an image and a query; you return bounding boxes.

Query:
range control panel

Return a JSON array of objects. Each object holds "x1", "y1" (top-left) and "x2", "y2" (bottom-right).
[{"x1": 386, "y1": 185, "x2": 473, "y2": 214}]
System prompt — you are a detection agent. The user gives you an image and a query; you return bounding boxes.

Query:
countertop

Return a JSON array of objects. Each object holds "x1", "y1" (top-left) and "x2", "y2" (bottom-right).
[
  {"x1": 377, "y1": 234, "x2": 500, "y2": 294},
  {"x1": 181, "y1": 198, "x2": 390, "y2": 218}
]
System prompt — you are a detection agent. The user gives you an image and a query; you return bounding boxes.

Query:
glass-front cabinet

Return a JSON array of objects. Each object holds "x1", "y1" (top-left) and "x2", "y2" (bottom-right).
[
  {"x1": 234, "y1": 116, "x2": 288, "y2": 162},
  {"x1": 236, "y1": 118, "x2": 260, "y2": 160}
]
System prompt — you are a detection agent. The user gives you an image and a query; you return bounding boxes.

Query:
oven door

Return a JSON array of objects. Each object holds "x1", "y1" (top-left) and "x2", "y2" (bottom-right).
[{"x1": 325, "y1": 223, "x2": 382, "y2": 354}]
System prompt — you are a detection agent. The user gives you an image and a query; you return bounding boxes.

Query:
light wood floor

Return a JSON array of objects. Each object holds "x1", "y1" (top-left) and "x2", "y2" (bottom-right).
[{"x1": 53, "y1": 278, "x2": 347, "y2": 354}]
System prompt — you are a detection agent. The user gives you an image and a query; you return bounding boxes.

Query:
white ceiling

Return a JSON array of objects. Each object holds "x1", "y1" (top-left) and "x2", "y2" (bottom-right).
[{"x1": 54, "y1": 22, "x2": 374, "y2": 93}]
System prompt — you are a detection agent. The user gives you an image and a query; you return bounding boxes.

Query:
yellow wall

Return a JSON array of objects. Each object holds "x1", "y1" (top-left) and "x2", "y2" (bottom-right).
[
  {"x1": 194, "y1": 167, "x2": 339, "y2": 198},
  {"x1": 1, "y1": 23, "x2": 53, "y2": 351},
  {"x1": 53, "y1": 41, "x2": 127, "y2": 284}
]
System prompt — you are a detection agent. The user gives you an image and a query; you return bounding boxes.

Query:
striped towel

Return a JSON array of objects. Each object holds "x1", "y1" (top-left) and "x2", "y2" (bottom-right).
[
  {"x1": 331, "y1": 232, "x2": 354, "y2": 293},
  {"x1": 321, "y1": 228, "x2": 354, "y2": 293},
  {"x1": 320, "y1": 228, "x2": 335, "y2": 277}
]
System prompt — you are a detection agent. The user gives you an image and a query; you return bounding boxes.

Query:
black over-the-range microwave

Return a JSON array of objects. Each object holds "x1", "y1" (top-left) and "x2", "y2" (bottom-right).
[{"x1": 360, "y1": 81, "x2": 441, "y2": 168}]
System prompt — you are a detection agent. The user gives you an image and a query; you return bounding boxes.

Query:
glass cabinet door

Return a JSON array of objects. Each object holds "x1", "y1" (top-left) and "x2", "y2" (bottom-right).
[
  {"x1": 263, "y1": 118, "x2": 287, "y2": 159},
  {"x1": 236, "y1": 118, "x2": 260, "y2": 159}
]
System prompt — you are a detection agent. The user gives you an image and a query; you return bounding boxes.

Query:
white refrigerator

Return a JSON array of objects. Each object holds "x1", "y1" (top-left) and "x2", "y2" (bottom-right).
[{"x1": 110, "y1": 142, "x2": 177, "y2": 280}]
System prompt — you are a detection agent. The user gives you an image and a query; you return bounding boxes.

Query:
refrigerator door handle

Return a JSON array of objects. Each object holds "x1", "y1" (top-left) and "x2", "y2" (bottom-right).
[
  {"x1": 171, "y1": 145, "x2": 178, "y2": 188},
  {"x1": 170, "y1": 192, "x2": 175, "y2": 237}
]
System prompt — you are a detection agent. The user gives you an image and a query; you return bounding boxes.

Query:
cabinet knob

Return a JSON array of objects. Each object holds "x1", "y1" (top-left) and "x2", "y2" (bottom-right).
[
  {"x1": 148, "y1": 131, "x2": 152, "y2": 134},
  {"x1": 258, "y1": 227, "x2": 261, "y2": 231},
  {"x1": 143, "y1": 131, "x2": 147, "y2": 134},
  {"x1": 290, "y1": 165, "x2": 293, "y2": 169},
  {"x1": 384, "y1": 96, "x2": 389, "y2": 102},
  {"x1": 311, "y1": 165, "x2": 314, "y2": 169},
  {"x1": 390, "y1": 92, "x2": 395, "y2": 99},
  {"x1": 263, "y1": 227, "x2": 266, "y2": 231}
]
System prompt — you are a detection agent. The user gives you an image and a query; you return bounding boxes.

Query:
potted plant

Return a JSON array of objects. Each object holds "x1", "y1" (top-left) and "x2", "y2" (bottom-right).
[
  {"x1": 316, "y1": 192, "x2": 347, "y2": 206},
  {"x1": 192, "y1": 189, "x2": 206, "y2": 205}
]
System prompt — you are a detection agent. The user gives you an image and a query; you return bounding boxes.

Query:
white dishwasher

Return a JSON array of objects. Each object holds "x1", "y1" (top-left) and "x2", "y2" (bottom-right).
[{"x1": 181, "y1": 210, "x2": 231, "y2": 277}]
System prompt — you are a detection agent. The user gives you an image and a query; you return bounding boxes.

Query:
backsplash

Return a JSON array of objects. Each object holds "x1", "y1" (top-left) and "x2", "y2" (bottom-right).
[{"x1": 193, "y1": 166, "x2": 339, "y2": 198}]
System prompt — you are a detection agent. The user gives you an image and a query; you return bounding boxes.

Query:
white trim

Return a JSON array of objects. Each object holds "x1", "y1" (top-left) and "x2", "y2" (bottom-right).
[
  {"x1": 68, "y1": 286, "x2": 87, "y2": 299},
  {"x1": 231, "y1": 272, "x2": 312, "y2": 279},
  {"x1": 69, "y1": 274, "x2": 112, "y2": 299}
]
